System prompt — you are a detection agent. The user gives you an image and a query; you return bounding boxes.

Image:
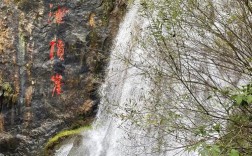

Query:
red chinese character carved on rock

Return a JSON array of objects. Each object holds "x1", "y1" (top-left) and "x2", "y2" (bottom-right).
[
  {"x1": 57, "y1": 39, "x2": 64, "y2": 60},
  {"x1": 50, "y1": 39, "x2": 65, "y2": 60},
  {"x1": 55, "y1": 6, "x2": 69, "y2": 24},
  {"x1": 51, "y1": 74, "x2": 63, "y2": 96},
  {"x1": 48, "y1": 5, "x2": 69, "y2": 24},
  {"x1": 48, "y1": 3, "x2": 68, "y2": 97}
]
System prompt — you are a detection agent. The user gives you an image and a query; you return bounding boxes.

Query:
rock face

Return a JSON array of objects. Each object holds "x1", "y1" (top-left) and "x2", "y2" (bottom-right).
[{"x1": 0, "y1": 0, "x2": 126, "y2": 155}]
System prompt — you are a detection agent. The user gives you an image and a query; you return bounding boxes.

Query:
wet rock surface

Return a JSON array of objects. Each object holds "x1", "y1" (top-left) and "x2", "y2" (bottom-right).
[{"x1": 0, "y1": 0, "x2": 126, "y2": 155}]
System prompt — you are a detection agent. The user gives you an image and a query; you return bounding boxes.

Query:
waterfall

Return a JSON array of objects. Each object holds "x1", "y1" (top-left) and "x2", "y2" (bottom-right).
[
  {"x1": 55, "y1": 1, "x2": 195, "y2": 156},
  {"x1": 55, "y1": 1, "x2": 145, "y2": 156}
]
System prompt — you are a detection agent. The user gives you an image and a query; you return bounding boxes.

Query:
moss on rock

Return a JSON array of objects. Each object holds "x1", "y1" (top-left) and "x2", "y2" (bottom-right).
[{"x1": 44, "y1": 125, "x2": 92, "y2": 155}]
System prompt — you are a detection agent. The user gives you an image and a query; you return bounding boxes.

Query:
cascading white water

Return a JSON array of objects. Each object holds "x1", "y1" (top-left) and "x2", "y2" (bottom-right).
[
  {"x1": 55, "y1": 1, "x2": 196, "y2": 155},
  {"x1": 55, "y1": 1, "x2": 150, "y2": 156}
]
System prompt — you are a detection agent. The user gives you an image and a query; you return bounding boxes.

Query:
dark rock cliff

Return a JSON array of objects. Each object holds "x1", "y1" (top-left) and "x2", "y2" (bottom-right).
[{"x1": 0, "y1": 0, "x2": 126, "y2": 155}]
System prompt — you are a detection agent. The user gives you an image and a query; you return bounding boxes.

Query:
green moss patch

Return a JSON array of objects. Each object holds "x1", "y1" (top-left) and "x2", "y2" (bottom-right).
[{"x1": 44, "y1": 125, "x2": 92, "y2": 155}]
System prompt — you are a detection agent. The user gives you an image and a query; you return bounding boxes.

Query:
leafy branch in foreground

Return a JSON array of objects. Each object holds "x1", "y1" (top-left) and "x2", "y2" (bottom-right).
[{"x1": 115, "y1": 0, "x2": 252, "y2": 155}]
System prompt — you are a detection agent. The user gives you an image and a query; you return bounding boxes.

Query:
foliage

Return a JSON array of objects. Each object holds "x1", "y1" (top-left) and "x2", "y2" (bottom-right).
[
  {"x1": 114, "y1": 0, "x2": 252, "y2": 155},
  {"x1": 101, "y1": 0, "x2": 114, "y2": 26},
  {"x1": 231, "y1": 83, "x2": 252, "y2": 106},
  {"x1": 0, "y1": 82, "x2": 17, "y2": 104}
]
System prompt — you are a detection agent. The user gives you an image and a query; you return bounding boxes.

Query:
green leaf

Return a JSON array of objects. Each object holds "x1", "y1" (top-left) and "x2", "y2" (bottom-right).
[
  {"x1": 198, "y1": 125, "x2": 207, "y2": 136},
  {"x1": 213, "y1": 123, "x2": 221, "y2": 133},
  {"x1": 230, "y1": 149, "x2": 239, "y2": 156},
  {"x1": 211, "y1": 145, "x2": 221, "y2": 156},
  {"x1": 234, "y1": 95, "x2": 243, "y2": 105},
  {"x1": 246, "y1": 95, "x2": 252, "y2": 103}
]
